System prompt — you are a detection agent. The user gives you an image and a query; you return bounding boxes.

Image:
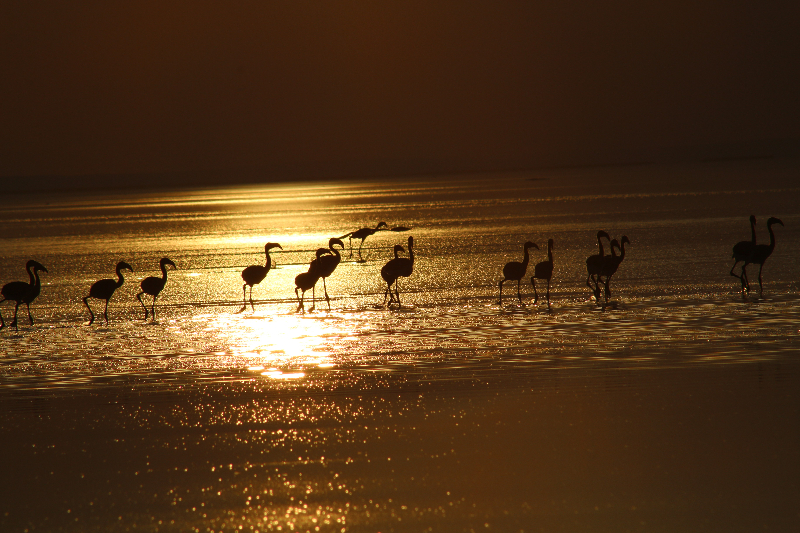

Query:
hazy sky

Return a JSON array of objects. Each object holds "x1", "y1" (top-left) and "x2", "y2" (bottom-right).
[{"x1": 2, "y1": 1, "x2": 799, "y2": 181}]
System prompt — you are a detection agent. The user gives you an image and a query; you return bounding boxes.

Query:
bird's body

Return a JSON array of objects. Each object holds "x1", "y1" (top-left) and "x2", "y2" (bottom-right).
[
  {"x1": 136, "y1": 257, "x2": 176, "y2": 321},
  {"x1": 84, "y1": 261, "x2": 133, "y2": 325},
  {"x1": 313, "y1": 238, "x2": 345, "y2": 309},
  {"x1": 0, "y1": 260, "x2": 48, "y2": 330},
  {"x1": 585, "y1": 230, "x2": 611, "y2": 301},
  {"x1": 240, "y1": 242, "x2": 282, "y2": 312},
  {"x1": 499, "y1": 241, "x2": 538, "y2": 304},
  {"x1": 381, "y1": 244, "x2": 406, "y2": 306},
  {"x1": 340, "y1": 221, "x2": 387, "y2": 261},
  {"x1": 744, "y1": 217, "x2": 783, "y2": 295},
  {"x1": 531, "y1": 238, "x2": 554, "y2": 307},
  {"x1": 294, "y1": 248, "x2": 330, "y2": 312},
  {"x1": 730, "y1": 215, "x2": 757, "y2": 292}
]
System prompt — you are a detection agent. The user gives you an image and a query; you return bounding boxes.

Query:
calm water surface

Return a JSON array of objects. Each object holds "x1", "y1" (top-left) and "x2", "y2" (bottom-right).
[{"x1": 1, "y1": 160, "x2": 799, "y2": 531}]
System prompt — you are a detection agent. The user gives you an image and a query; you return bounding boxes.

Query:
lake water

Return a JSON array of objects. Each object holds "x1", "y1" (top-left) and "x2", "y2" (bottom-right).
[{"x1": 1, "y1": 159, "x2": 799, "y2": 532}]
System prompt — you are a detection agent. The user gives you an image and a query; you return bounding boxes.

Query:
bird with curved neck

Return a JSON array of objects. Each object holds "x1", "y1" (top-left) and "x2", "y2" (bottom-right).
[
  {"x1": 240, "y1": 242, "x2": 282, "y2": 312},
  {"x1": 339, "y1": 221, "x2": 388, "y2": 262},
  {"x1": 295, "y1": 248, "x2": 330, "y2": 312},
  {"x1": 136, "y1": 257, "x2": 176, "y2": 321},
  {"x1": 84, "y1": 261, "x2": 133, "y2": 325},
  {"x1": 383, "y1": 236, "x2": 415, "y2": 307},
  {"x1": 730, "y1": 215, "x2": 757, "y2": 293},
  {"x1": 499, "y1": 241, "x2": 538, "y2": 305},
  {"x1": 600, "y1": 235, "x2": 630, "y2": 302},
  {"x1": 744, "y1": 217, "x2": 784, "y2": 295},
  {"x1": 314, "y1": 237, "x2": 345, "y2": 310},
  {"x1": 0, "y1": 260, "x2": 48, "y2": 330},
  {"x1": 531, "y1": 238, "x2": 554, "y2": 308},
  {"x1": 585, "y1": 230, "x2": 611, "y2": 301},
  {"x1": 381, "y1": 244, "x2": 406, "y2": 306}
]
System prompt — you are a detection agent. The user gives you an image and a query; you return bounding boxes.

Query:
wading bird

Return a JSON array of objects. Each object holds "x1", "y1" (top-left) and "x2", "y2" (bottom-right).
[
  {"x1": 240, "y1": 242, "x2": 282, "y2": 312},
  {"x1": 381, "y1": 244, "x2": 406, "y2": 306},
  {"x1": 531, "y1": 238, "x2": 554, "y2": 308},
  {"x1": 294, "y1": 248, "x2": 330, "y2": 312},
  {"x1": 313, "y1": 238, "x2": 345, "y2": 310},
  {"x1": 744, "y1": 217, "x2": 784, "y2": 295},
  {"x1": 585, "y1": 230, "x2": 611, "y2": 301},
  {"x1": 600, "y1": 236, "x2": 630, "y2": 302},
  {"x1": 339, "y1": 221, "x2": 388, "y2": 261},
  {"x1": 83, "y1": 261, "x2": 133, "y2": 325},
  {"x1": 499, "y1": 241, "x2": 538, "y2": 305},
  {"x1": 136, "y1": 257, "x2": 176, "y2": 321},
  {"x1": 0, "y1": 260, "x2": 48, "y2": 330},
  {"x1": 390, "y1": 236, "x2": 416, "y2": 307},
  {"x1": 730, "y1": 215, "x2": 757, "y2": 293}
]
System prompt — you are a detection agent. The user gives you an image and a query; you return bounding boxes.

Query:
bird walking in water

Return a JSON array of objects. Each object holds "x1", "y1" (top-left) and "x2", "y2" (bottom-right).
[
  {"x1": 743, "y1": 217, "x2": 784, "y2": 295},
  {"x1": 239, "y1": 242, "x2": 282, "y2": 312},
  {"x1": 339, "y1": 221, "x2": 388, "y2": 262},
  {"x1": 531, "y1": 238, "x2": 554, "y2": 308},
  {"x1": 0, "y1": 260, "x2": 48, "y2": 330},
  {"x1": 313, "y1": 238, "x2": 345, "y2": 310},
  {"x1": 730, "y1": 215, "x2": 757, "y2": 293},
  {"x1": 294, "y1": 248, "x2": 330, "y2": 312},
  {"x1": 600, "y1": 236, "x2": 630, "y2": 303},
  {"x1": 499, "y1": 241, "x2": 538, "y2": 305},
  {"x1": 83, "y1": 261, "x2": 133, "y2": 325},
  {"x1": 585, "y1": 230, "x2": 611, "y2": 302},
  {"x1": 136, "y1": 257, "x2": 176, "y2": 321},
  {"x1": 380, "y1": 243, "x2": 407, "y2": 307}
]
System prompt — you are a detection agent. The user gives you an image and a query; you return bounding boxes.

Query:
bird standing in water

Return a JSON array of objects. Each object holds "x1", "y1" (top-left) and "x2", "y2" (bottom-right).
[
  {"x1": 240, "y1": 242, "x2": 282, "y2": 312},
  {"x1": 339, "y1": 221, "x2": 388, "y2": 262},
  {"x1": 83, "y1": 261, "x2": 133, "y2": 325},
  {"x1": 294, "y1": 248, "x2": 330, "y2": 312},
  {"x1": 381, "y1": 243, "x2": 406, "y2": 306},
  {"x1": 585, "y1": 230, "x2": 611, "y2": 302},
  {"x1": 744, "y1": 217, "x2": 784, "y2": 295},
  {"x1": 730, "y1": 215, "x2": 757, "y2": 293},
  {"x1": 600, "y1": 236, "x2": 630, "y2": 303},
  {"x1": 499, "y1": 241, "x2": 538, "y2": 305},
  {"x1": 0, "y1": 260, "x2": 48, "y2": 330},
  {"x1": 136, "y1": 257, "x2": 177, "y2": 321},
  {"x1": 314, "y1": 238, "x2": 345, "y2": 310},
  {"x1": 531, "y1": 238, "x2": 554, "y2": 308}
]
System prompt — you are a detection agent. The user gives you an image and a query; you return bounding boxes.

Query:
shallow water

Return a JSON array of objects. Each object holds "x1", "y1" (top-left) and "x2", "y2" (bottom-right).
[{"x1": 2, "y1": 160, "x2": 800, "y2": 531}]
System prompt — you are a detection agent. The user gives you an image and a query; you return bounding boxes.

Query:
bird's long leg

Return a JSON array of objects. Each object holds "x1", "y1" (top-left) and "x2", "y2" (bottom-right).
[
  {"x1": 136, "y1": 292, "x2": 148, "y2": 320},
  {"x1": 103, "y1": 299, "x2": 110, "y2": 325},
  {"x1": 249, "y1": 285, "x2": 255, "y2": 312},
  {"x1": 357, "y1": 240, "x2": 365, "y2": 262},
  {"x1": 394, "y1": 280, "x2": 401, "y2": 307},
  {"x1": 26, "y1": 302, "x2": 34, "y2": 325},
  {"x1": 323, "y1": 277, "x2": 330, "y2": 309},
  {"x1": 348, "y1": 237, "x2": 354, "y2": 258},
  {"x1": 758, "y1": 264, "x2": 765, "y2": 295},
  {"x1": 740, "y1": 264, "x2": 750, "y2": 292},
  {"x1": 239, "y1": 283, "x2": 248, "y2": 312},
  {"x1": 531, "y1": 277, "x2": 538, "y2": 305},
  {"x1": 730, "y1": 261, "x2": 744, "y2": 289},
  {"x1": 83, "y1": 297, "x2": 95, "y2": 325},
  {"x1": 11, "y1": 302, "x2": 20, "y2": 329},
  {"x1": 309, "y1": 285, "x2": 316, "y2": 312},
  {"x1": 382, "y1": 283, "x2": 390, "y2": 306},
  {"x1": 546, "y1": 279, "x2": 551, "y2": 309},
  {"x1": 295, "y1": 287, "x2": 303, "y2": 312},
  {"x1": 516, "y1": 279, "x2": 522, "y2": 303},
  {"x1": 498, "y1": 280, "x2": 504, "y2": 305},
  {"x1": 586, "y1": 274, "x2": 596, "y2": 299},
  {"x1": 151, "y1": 295, "x2": 158, "y2": 322}
]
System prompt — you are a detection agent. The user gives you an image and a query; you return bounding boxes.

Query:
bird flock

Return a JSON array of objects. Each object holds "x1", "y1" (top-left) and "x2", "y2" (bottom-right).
[{"x1": 0, "y1": 216, "x2": 785, "y2": 330}]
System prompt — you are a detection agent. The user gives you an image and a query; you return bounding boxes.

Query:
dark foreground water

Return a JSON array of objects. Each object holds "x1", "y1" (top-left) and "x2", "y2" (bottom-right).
[{"x1": 1, "y1": 160, "x2": 799, "y2": 531}]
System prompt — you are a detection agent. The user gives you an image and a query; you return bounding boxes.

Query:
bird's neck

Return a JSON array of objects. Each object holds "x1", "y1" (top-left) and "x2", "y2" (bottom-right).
[
  {"x1": 32, "y1": 269, "x2": 42, "y2": 288},
  {"x1": 750, "y1": 220, "x2": 757, "y2": 244},
  {"x1": 116, "y1": 268, "x2": 126, "y2": 287},
  {"x1": 265, "y1": 251, "x2": 272, "y2": 269},
  {"x1": 161, "y1": 265, "x2": 169, "y2": 279},
  {"x1": 767, "y1": 224, "x2": 777, "y2": 249},
  {"x1": 598, "y1": 238, "x2": 605, "y2": 257}
]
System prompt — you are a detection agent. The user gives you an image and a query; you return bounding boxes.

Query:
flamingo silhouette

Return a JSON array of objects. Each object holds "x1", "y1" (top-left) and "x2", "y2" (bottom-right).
[
  {"x1": 136, "y1": 257, "x2": 176, "y2": 321},
  {"x1": 730, "y1": 215, "x2": 757, "y2": 293},
  {"x1": 294, "y1": 248, "x2": 330, "y2": 312},
  {"x1": 531, "y1": 238, "x2": 554, "y2": 308},
  {"x1": 499, "y1": 241, "x2": 538, "y2": 305},
  {"x1": 314, "y1": 238, "x2": 345, "y2": 309},
  {"x1": 240, "y1": 242, "x2": 282, "y2": 312},
  {"x1": 83, "y1": 261, "x2": 133, "y2": 325},
  {"x1": 744, "y1": 217, "x2": 784, "y2": 295},
  {"x1": 0, "y1": 260, "x2": 48, "y2": 330},
  {"x1": 381, "y1": 244, "x2": 406, "y2": 306},
  {"x1": 600, "y1": 236, "x2": 630, "y2": 302},
  {"x1": 585, "y1": 230, "x2": 611, "y2": 301},
  {"x1": 339, "y1": 221, "x2": 388, "y2": 261}
]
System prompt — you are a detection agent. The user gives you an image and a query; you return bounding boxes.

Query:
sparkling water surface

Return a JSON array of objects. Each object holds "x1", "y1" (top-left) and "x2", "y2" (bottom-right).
[{"x1": 2, "y1": 161, "x2": 799, "y2": 532}]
